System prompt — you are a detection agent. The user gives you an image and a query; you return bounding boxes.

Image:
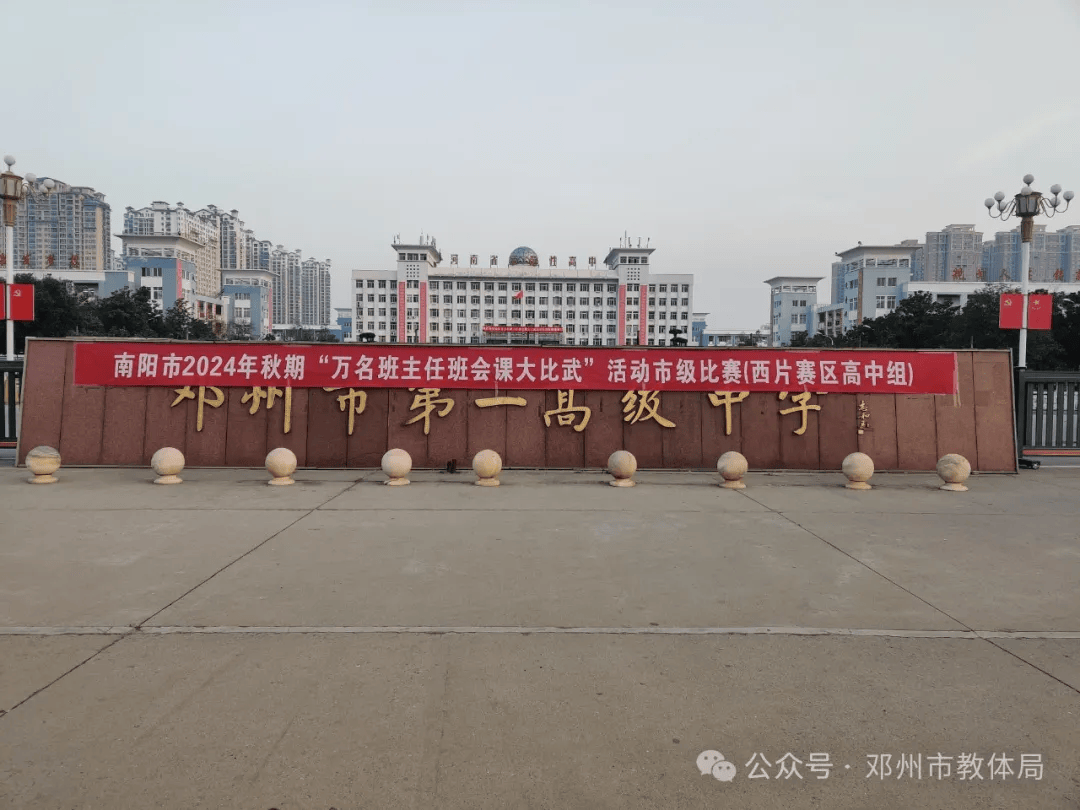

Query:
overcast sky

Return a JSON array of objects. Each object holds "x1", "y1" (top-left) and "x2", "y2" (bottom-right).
[{"x1": 6, "y1": 0, "x2": 1079, "y2": 329}]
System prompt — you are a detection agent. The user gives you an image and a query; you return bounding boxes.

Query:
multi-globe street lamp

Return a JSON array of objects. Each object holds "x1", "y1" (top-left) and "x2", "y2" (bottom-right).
[
  {"x1": 984, "y1": 174, "x2": 1073, "y2": 368},
  {"x1": 0, "y1": 155, "x2": 55, "y2": 360}
]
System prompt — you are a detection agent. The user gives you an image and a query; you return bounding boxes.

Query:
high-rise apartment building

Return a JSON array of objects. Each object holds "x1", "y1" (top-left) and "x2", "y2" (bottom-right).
[
  {"x1": 923, "y1": 225, "x2": 982, "y2": 282},
  {"x1": 350, "y1": 239, "x2": 693, "y2": 346},
  {"x1": 300, "y1": 257, "x2": 333, "y2": 328},
  {"x1": 983, "y1": 224, "x2": 1080, "y2": 283},
  {"x1": 121, "y1": 201, "x2": 221, "y2": 298},
  {"x1": 11, "y1": 179, "x2": 112, "y2": 274}
]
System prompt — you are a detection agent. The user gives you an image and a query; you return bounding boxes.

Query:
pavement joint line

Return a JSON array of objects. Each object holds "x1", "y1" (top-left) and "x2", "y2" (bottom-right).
[
  {"x1": 1, "y1": 626, "x2": 1079, "y2": 638},
  {"x1": 736, "y1": 488, "x2": 979, "y2": 633}
]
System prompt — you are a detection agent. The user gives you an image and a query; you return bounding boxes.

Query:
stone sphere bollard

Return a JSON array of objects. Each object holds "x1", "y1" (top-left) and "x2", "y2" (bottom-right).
[
  {"x1": 842, "y1": 452, "x2": 874, "y2": 490},
  {"x1": 382, "y1": 448, "x2": 412, "y2": 486},
  {"x1": 265, "y1": 447, "x2": 297, "y2": 486},
  {"x1": 472, "y1": 449, "x2": 503, "y2": 487},
  {"x1": 936, "y1": 454, "x2": 972, "y2": 492},
  {"x1": 607, "y1": 450, "x2": 637, "y2": 487},
  {"x1": 25, "y1": 445, "x2": 61, "y2": 485},
  {"x1": 717, "y1": 451, "x2": 748, "y2": 489},
  {"x1": 151, "y1": 447, "x2": 185, "y2": 485}
]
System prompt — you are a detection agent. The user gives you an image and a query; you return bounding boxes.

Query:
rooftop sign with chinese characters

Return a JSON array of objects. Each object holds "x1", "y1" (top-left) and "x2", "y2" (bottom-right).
[{"x1": 74, "y1": 343, "x2": 960, "y2": 395}]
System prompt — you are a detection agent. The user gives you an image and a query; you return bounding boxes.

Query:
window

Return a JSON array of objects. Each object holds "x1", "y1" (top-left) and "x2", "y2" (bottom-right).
[
  {"x1": 390, "y1": 295, "x2": 397, "y2": 302},
  {"x1": 567, "y1": 324, "x2": 575, "y2": 334},
  {"x1": 484, "y1": 295, "x2": 494, "y2": 304},
  {"x1": 580, "y1": 311, "x2": 589, "y2": 319},
  {"x1": 471, "y1": 282, "x2": 480, "y2": 290},
  {"x1": 526, "y1": 283, "x2": 535, "y2": 291},
  {"x1": 484, "y1": 282, "x2": 494, "y2": 290},
  {"x1": 407, "y1": 279, "x2": 419, "y2": 289},
  {"x1": 471, "y1": 296, "x2": 480, "y2": 304},
  {"x1": 659, "y1": 284, "x2": 667, "y2": 292},
  {"x1": 659, "y1": 298, "x2": 667, "y2": 306},
  {"x1": 606, "y1": 312, "x2": 616, "y2": 320},
  {"x1": 566, "y1": 283, "x2": 576, "y2": 291},
  {"x1": 378, "y1": 322, "x2": 386, "y2": 330},
  {"x1": 681, "y1": 298, "x2": 688, "y2": 306},
  {"x1": 553, "y1": 283, "x2": 562, "y2": 291},
  {"x1": 593, "y1": 284, "x2": 603, "y2": 292},
  {"x1": 379, "y1": 308, "x2": 386, "y2": 316},
  {"x1": 659, "y1": 312, "x2": 667, "y2": 320},
  {"x1": 355, "y1": 280, "x2": 363, "y2": 288},
  {"x1": 367, "y1": 294, "x2": 375, "y2": 302},
  {"x1": 457, "y1": 296, "x2": 466, "y2": 304},
  {"x1": 606, "y1": 324, "x2": 616, "y2": 334},
  {"x1": 471, "y1": 309, "x2": 480, "y2": 318},
  {"x1": 511, "y1": 282, "x2": 521, "y2": 291},
  {"x1": 498, "y1": 296, "x2": 507, "y2": 304},
  {"x1": 429, "y1": 308, "x2": 439, "y2": 317},
  {"x1": 593, "y1": 324, "x2": 603, "y2": 333},
  {"x1": 876, "y1": 295, "x2": 886, "y2": 308},
  {"x1": 877, "y1": 277, "x2": 886, "y2": 287},
  {"x1": 430, "y1": 322, "x2": 438, "y2": 333},
  {"x1": 887, "y1": 295, "x2": 896, "y2": 308},
  {"x1": 484, "y1": 309, "x2": 494, "y2": 318},
  {"x1": 512, "y1": 309, "x2": 521, "y2": 318},
  {"x1": 553, "y1": 310, "x2": 561, "y2": 319},
  {"x1": 457, "y1": 282, "x2": 467, "y2": 290},
  {"x1": 648, "y1": 325, "x2": 655, "y2": 334},
  {"x1": 681, "y1": 284, "x2": 688, "y2": 292},
  {"x1": 379, "y1": 295, "x2": 387, "y2": 302},
  {"x1": 457, "y1": 310, "x2": 466, "y2": 318},
  {"x1": 681, "y1": 312, "x2": 688, "y2": 320},
  {"x1": 606, "y1": 297, "x2": 616, "y2": 306},
  {"x1": 539, "y1": 297, "x2": 548, "y2": 304},
  {"x1": 593, "y1": 311, "x2": 602, "y2": 319},
  {"x1": 566, "y1": 311, "x2": 575, "y2": 319},
  {"x1": 457, "y1": 323, "x2": 467, "y2": 332},
  {"x1": 539, "y1": 283, "x2": 549, "y2": 291},
  {"x1": 525, "y1": 309, "x2": 535, "y2": 319},
  {"x1": 378, "y1": 280, "x2": 387, "y2": 288},
  {"x1": 498, "y1": 309, "x2": 506, "y2": 318},
  {"x1": 526, "y1": 296, "x2": 536, "y2": 305},
  {"x1": 648, "y1": 311, "x2": 655, "y2": 321},
  {"x1": 888, "y1": 277, "x2": 897, "y2": 286},
  {"x1": 539, "y1": 310, "x2": 548, "y2": 319},
  {"x1": 648, "y1": 297, "x2": 656, "y2": 306},
  {"x1": 791, "y1": 314, "x2": 799, "y2": 324},
  {"x1": 367, "y1": 280, "x2": 375, "y2": 288},
  {"x1": 498, "y1": 282, "x2": 507, "y2": 290}
]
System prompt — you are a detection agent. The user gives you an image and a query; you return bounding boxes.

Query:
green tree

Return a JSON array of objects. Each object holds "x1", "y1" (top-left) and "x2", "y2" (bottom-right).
[{"x1": 93, "y1": 287, "x2": 161, "y2": 337}]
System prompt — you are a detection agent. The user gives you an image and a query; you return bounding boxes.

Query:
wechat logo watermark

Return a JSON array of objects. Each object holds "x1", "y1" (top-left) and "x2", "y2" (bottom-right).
[{"x1": 697, "y1": 750, "x2": 737, "y2": 782}]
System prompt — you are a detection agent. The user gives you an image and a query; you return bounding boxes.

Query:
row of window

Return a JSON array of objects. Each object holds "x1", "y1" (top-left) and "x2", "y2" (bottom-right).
[
  {"x1": 355, "y1": 292, "x2": 691, "y2": 308},
  {"x1": 354, "y1": 278, "x2": 691, "y2": 294}
]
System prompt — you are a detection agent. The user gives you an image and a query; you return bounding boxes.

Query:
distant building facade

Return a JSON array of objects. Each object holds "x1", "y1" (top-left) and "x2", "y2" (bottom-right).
[
  {"x1": 764, "y1": 275, "x2": 823, "y2": 346},
  {"x1": 11, "y1": 179, "x2": 112, "y2": 274},
  {"x1": 349, "y1": 239, "x2": 693, "y2": 346}
]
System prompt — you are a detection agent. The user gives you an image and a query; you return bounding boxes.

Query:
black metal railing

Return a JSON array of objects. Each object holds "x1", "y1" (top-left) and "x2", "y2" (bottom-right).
[
  {"x1": 1016, "y1": 370, "x2": 1080, "y2": 453},
  {"x1": 0, "y1": 360, "x2": 22, "y2": 446}
]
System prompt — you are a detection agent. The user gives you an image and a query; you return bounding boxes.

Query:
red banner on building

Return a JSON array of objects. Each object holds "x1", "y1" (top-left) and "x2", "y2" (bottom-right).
[
  {"x1": 482, "y1": 325, "x2": 562, "y2": 333},
  {"x1": 73, "y1": 342, "x2": 960, "y2": 394}
]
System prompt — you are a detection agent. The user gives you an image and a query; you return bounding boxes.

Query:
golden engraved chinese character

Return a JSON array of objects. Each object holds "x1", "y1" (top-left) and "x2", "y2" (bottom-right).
[
  {"x1": 476, "y1": 396, "x2": 528, "y2": 408},
  {"x1": 171, "y1": 385, "x2": 224, "y2": 432},
  {"x1": 406, "y1": 387, "x2": 454, "y2": 435},
  {"x1": 778, "y1": 391, "x2": 823, "y2": 436},
  {"x1": 323, "y1": 387, "x2": 368, "y2": 436},
  {"x1": 857, "y1": 398, "x2": 871, "y2": 435},
  {"x1": 621, "y1": 390, "x2": 675, "y2": 428},
  {"x1": 707, "y1": 391, "x2": 750, "y2": 436},
  {"x1": 543, "y1": 390, "x2": 591, "y2": 432},
  {"x1": 241, "y1": 385, "x2": 293, "y2": 433}
]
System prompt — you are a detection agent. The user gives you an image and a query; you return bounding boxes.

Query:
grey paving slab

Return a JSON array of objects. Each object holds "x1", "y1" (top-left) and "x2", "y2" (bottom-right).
[
  {"x1": 0, "y1": 634, "x2": 439, "y2": 810},
  {"x1": 742, "y1": 480, "x2": 1020, "y2": 515},
  {"x1": 146, "y1": 508, "x2": 960, "y2": 630},
  {"x1": 993, "y1": 639, "x2": 1080, "y2": 692},
  {"x1": 0, "y1": 510, "x2": 304, "y2": 626},
  {"x1": 788, "y1": 512, "x2": 1080, "y2": 631},
  {"x1": 428, "y1": 634, "x2": 1080, "y2": 809},
  {"x1": 318, "y1": 477, "x2": 771, "y2": 512},
  {"x1": 0, "y1": 635, "x2": 120, "y2": 712},
  {"x1": 0, "y1": 467, "x2": 358, "y2": 511},
  {"x1": 0, "y1": 634, "x2": 1076, "y2": 809}
]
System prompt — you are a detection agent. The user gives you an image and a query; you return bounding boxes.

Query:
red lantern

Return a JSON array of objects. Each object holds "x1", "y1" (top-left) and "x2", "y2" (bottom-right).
[{"x1": 46, "y1": 254, "x2": 54, "y2": 267}]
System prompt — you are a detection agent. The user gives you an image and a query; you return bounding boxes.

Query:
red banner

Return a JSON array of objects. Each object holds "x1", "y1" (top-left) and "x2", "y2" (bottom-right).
[
  {"x1": 2, "y1": 284, "x2": 35, "y2": 321},
  {"x1": 1027, "y1": 294, "x2": 1053, "y2": 330},
  {"x1": 999, "y1": 294, "x2": 1023, "y2": 329},
  {"x1": 72, "y1": 342, "x2": 959, "y2": 394},
  {"x1": 483, "y1": 325, "x2": 562, "y2": 333}
]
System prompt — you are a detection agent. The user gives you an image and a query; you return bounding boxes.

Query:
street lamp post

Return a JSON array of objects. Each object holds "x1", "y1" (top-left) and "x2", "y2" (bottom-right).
[
  {"x1": 985, "y1": 174, "x2": 1073, "y2": 368},
  {"x1": 0, "y1": 155, "x2": 54, "y2": 360}
]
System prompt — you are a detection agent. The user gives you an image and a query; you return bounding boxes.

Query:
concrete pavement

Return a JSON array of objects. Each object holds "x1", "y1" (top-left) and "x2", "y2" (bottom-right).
[{"x1": 0, "y1": 466, "x2": 1078, "y2": 809}]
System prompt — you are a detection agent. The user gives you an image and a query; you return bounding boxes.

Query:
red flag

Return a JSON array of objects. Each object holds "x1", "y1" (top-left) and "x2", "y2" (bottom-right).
[
  {"x1": 513, "y1": 290, "x2": 524, "y2": 300},
  {"x1": 1027, "y1": 294, "x2": 1053, "y2": 330},
  {"x1": 7, "y1": 283, "x2": 35, "y2": 321},
  {"x1": 999, "y1": 294, "x2": 1023, "y2": 329}
]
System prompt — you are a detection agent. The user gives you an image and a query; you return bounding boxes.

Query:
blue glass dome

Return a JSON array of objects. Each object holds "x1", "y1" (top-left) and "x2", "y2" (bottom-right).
[{"x1": 508, "y1": 246, "x2": 539, "y2": 266}]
